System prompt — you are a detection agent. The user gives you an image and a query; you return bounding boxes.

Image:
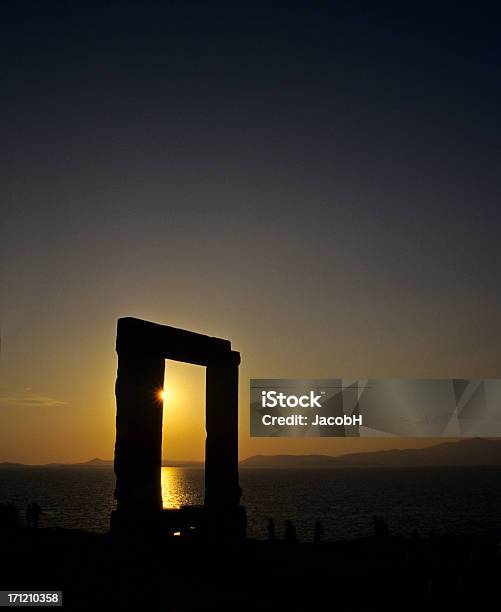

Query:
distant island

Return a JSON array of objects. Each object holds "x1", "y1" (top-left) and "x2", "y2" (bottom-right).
[
  {"x1": 240, "y1": 438, "x2": 501, "y2": 468},
  {"x1": 0, "y1": 458, "x2": 203, "y2": 469},
  {"x1": 3, "y1": 438, "x2": 501, "y2": 469}
]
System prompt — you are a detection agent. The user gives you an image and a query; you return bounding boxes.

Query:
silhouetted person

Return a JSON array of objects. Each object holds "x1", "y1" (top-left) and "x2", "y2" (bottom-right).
[
  {"x1": 26, "y1": 504, "x2": 33, "y2": 529},
  {"x1": 284, "y1": 520, "x2": 298, "y2": 544},
  {"x1": 314, "y1": 517, "x2": 324, "y2": 544},
  {"x1": 380, "y1": 517, "x2": 389, "y2": 537},
  {"x1": 30, "y1": 502, "x2": 42, "y2": 528},
  {"x1": 237, "y1": 485, "x2": 247, "y2": 541},
  {"x1": 267, "y1": 517, "x2": 275, "y2": 541},
  {"x1": 372, "y1": 514, "x2": 388, "y2": 537},
  {"x1": 238, "y1": 504, "x2": 247, "y2": 541}
]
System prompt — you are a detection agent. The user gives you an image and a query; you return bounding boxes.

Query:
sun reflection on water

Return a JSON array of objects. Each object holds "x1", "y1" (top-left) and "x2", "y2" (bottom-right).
[{"x1": 161, "y1": 467, "x2": 205, "y2": 509}]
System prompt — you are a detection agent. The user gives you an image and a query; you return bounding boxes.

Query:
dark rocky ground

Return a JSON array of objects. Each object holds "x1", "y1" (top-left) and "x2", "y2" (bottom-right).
[{"x1": 1, "y1": 528, "x2": 500, "y2": 609}]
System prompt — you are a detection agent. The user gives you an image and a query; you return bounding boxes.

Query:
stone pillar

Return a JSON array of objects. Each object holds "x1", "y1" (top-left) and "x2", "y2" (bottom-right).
[
  {"x1": 205, "y1": 350, "x2": 242, "y2": 540},
  {"x1": 114, "y1": 351, "x2": 165, "y2": 516}
]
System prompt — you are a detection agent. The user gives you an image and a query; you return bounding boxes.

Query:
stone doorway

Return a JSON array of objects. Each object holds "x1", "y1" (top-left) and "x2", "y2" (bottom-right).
[{"x1": 112, "y1": 317, "x2": 243, "y2": 540}]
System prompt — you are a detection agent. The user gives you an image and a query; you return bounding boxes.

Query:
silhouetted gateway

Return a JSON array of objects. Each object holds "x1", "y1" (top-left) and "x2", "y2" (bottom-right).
[{"x1": 111, "y1": 317, "x2": 245, "y2": 540}]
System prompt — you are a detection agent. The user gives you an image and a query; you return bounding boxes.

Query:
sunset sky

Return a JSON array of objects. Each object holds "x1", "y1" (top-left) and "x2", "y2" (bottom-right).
[{"x1": 2, "y1": 2, "x2": 501, "y2": 463}]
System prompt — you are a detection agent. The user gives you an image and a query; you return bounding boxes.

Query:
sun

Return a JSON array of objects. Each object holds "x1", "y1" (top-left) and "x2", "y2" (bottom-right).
[{"x1": 157, "y1": 389, "x2": 167, "y2": 403}]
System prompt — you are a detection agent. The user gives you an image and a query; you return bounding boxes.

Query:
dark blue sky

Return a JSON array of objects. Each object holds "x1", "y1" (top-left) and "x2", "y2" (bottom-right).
[{"x1": 2, "y1": 1, "x2": 501, "y2": 461}]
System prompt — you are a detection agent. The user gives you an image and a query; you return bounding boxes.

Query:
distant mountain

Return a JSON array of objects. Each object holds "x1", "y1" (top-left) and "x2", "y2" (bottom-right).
[
  {"x1": 73, "y1": 458, "x2": 113, "y2": 467},
  {"x1": 0, "y1": 458, "x2": 202, "y2": 468},
  {"x1": 3, "y1": 439, "x2": 501, "y2": 470},
  {"x1": 240, "y1": 454, "x2": 340, "y2": 468},
  {"x1": 73, "y1": 458, "x2": 203, "y2": 468},
  {"x1": 240, "y1": 438, "x2": 501, "y2": 468},
  {"x1": 0, "y1": 458, "x2": 113, "y2": 469}
]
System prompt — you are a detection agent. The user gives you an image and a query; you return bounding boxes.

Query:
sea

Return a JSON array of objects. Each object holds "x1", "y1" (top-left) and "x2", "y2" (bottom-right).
[{"x1": 1, "y1": 466, "x2": 501, "y2": 542}]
